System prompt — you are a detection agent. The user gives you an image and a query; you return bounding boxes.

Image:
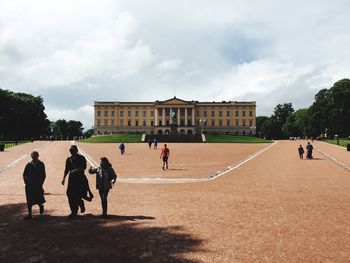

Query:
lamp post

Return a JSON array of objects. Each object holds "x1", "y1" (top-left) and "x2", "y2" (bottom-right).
[
  {"x1": 335, "y1": 134, "x2": 339, "y2": 145},
  {"x1": 199, "y1": 118, "x2": 206, "y2": 133}
]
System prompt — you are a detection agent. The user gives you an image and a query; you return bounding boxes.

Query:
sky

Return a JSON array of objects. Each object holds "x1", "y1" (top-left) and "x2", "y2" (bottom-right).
[{"x1": 1, "y1": 0, "x2": 350, "y2": 129}]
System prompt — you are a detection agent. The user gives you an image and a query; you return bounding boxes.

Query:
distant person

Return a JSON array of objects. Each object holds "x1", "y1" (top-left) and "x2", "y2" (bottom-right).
[
  {"x1": 89, "y1": 157, "x2": 117, "y2": 218},
  {"x1": 148, "y1": 139, "x2": 152, "y2": 149},
  {"x1": 160, "y1": 144, "x2": 170, "y2": 170},
  {"x1": 153, "y1": 137, "x2": 158, "y2": 149},
  {"x1": 306, "y1": 142, "x2": 313, "y2": 159},
  {"x1": 119, "y1": 142, "x2": 125, "y2": 155},
  {"x1": 298, "y1": 145, "x2": 304, "y2": 159},
  {"x1": 62, "y1": 145, "x2": 87, "y2": 218},
  {"x1": 23, "y1": 151, "x2": 46, "y2": 219}
]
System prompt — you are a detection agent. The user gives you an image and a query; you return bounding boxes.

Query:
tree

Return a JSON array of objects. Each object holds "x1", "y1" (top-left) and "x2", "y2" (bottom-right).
[
  {"x1": 0, "y1": 89, "x2": 50, "y2": 139},
  {"x1": 282, "y1": 108, "x2": 309, "y2": 137},
  {"x1": 51, "y1": 119, "x2": 83, "y2": 139},
  {"x1": 270, "y1": 103, "x2": 294, "y2": 139}
]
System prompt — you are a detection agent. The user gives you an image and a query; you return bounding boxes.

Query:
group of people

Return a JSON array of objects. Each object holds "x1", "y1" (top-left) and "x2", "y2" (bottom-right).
[
  {"x1": 22, "y1": 145, "x2": 117, "y2": 219},
  {"x1": 298, "y1": 142, "x2": 314, "y2": 159},
  {"x1": 147, "y1": 137, "x2": 158, "y2": 149}
]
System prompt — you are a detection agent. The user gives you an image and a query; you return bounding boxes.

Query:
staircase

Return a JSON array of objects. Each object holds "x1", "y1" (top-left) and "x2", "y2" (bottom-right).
[{"x1": 145, "y1": 134, "x2": 203, "y2": 143}]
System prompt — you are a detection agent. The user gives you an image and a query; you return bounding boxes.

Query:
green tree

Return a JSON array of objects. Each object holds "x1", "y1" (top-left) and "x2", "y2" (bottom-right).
[{"x1": 270, "y1": 103, "x2": 294, "y2": 139}]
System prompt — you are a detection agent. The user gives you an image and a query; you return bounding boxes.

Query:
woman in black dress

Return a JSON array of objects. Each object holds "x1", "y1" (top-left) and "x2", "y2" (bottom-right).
[{"x1": 23, "y1": 151, "x2": 46, "y2": 219}]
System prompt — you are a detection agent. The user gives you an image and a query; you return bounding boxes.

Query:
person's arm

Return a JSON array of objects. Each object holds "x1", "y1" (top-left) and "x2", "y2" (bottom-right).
[
  {"x1": 62, "y1": 159, "x2": 69, "y2": 185},
  {"x1": 41, "y1": 162, "x2": 46, "y2": 185},
  {"x1": 89, "y1": 166, "x2": 98, "y2": 174}
]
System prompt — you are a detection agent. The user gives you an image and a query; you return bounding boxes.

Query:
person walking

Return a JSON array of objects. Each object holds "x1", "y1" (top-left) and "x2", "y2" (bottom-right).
[
  {"x1": 160, "y1": 144, "x2": 170, "y2": 170},
  {"x1": 298, "y1": 145, "x2": 304, "y2": 159},
  {"x1": 153, "y1": 137, "x2": 158, "y2": 149},
  {"x1": 62, "y1": 145, "x2": 87, "y2": 218},
  {"x1": 89, "y1": 157, "x2": 117, "y2": 218},
  {"x1": 148, "y1": 139, "x2": 152, "y2": 149},
  {"x1": 119, "y1": 142, "x2": 125, "y2": 155},
  {"x1": 23, "y1": 151, "x2": 46, "y2": 219},
  {"x1": 306, "y1": 142, "x2": 313, "y2": 159}
]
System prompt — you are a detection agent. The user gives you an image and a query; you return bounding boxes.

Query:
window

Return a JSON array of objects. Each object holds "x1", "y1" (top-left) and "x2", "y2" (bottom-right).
[
  {"x1": 111, "y1": 111, "x2": 115, "y2": 117},
  {"x1": 104, "y1": 119, "x2": 108, "y2": 126},
  {"x1": 235, "y1": 111, "x2": 239, "y2": 117},
  {"x1": 97, "y1": 111, "x2": 101, "y2": 117},
  {"x1": 142, "y1": 120, "x2": 146, "y2": 126},
  {"x1": 211, "y1": 120, "x2": 215, "y2": 126},
  {"x1": 204, "y1": 111, "x2": 207, "y2": 117},
  {"x1": 226, "y1": 120, "x2": 230, "y2": 126},
  {"x1": 128, "y1": 120, "x2": 131, "y2": 126},
  {"x1": 211, "y1": 111, "x2": 215, "y2": 117},
  {"x1": 235, "y1": 119, "x2": 239, "y2": 126},
  {"x1": 143, "y1": 111, "x2": 146, "y2": 117},
  {"x1": 120, "y1": 111, "x2": 124, "y2": 117},
  {"x1": 159, "y1": 120, "x2": 162, "y2": 126},
  {"x1": 242, "y1": 120, "x2": 246, "y2": 126},
  {"x1": 111, "y1": 120, "x2": 115, "y2": 126},
  {"x1": 97, "y1": 119, "x2": 101, "y2": 126},
  {"x1": 135, "y1": 111, "x2": 139, "y2": 117},
  {"x1": 128, "y1": 111, "x2": 131, "y2": 117},
  {"x1": 151, "y1": 121, "x2": 154, "y2": 126},
  {"x1": 151, "y1": 111, "x2": 154, "y2": 117},
  {"x1": 219, "y1": 111, "x2": 222, "y2": 117},
  {"x1": 196, "y1": 111, "x2": 199, "y2": 117},
  {"x1": 135, "y1": 120, "x2": 139, "y2": 126},
  {"x1": 219, "y1": 120, "x2": 222, "y2": 126},
  {"x1": 249, "y1": 111, "x2": 253, "y2": 117},
  {"x1": 242, "y1": 111, "x2": 246, "y2": 117},
  {"x1": 104, "y1": 111, "x2": 108, "y2": 117},
  {"x1": 249, "y1": 120, "x2": 253, "y2": 127},
  {"x1": 120, "y1": 120, "x2": 124, "y2": 126},
  {"x1": 226, "y1": 111, "x2": 230, "y2": 117}
]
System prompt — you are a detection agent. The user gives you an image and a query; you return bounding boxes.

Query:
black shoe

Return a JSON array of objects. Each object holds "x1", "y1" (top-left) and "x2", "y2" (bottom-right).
[
  {"x1": 39, "y1": 205, "x2": 44, "y2": 215},
  {"x1": 162, "y1": 167, "x2": 164, "y2": 170},
  {"x1": 23, "y1": 215, "x2": 32, "y2": 220},
  {"x1": 68, "y1": 213, "x2": 77, "y2": 218}
]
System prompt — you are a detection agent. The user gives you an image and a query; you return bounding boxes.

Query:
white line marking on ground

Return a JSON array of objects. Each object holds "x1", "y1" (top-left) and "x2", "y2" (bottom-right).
[
  {"x1": 317, "y1": 149, "x2": 350, "y2": 172},
  {"x1": 75, "y1": 141, "x2": 276, "y2": 184},
  {"x1": 0, "y1": 143, "x2": 49, "y2": 174}
]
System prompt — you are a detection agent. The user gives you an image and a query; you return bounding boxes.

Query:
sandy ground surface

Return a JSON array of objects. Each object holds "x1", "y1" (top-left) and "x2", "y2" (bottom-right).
[{"x1": 0, "y1": 140, "x2": 350, "y2": 262}]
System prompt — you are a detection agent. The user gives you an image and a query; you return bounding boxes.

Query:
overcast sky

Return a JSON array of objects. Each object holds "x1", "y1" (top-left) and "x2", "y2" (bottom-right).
[{"x1": 1, "y1": 0, "x2": 350, "y2": 129}]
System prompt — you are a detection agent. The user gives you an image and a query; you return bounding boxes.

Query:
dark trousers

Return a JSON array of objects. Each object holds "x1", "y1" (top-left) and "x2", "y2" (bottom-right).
[
  {"x1": 68, "y1": 195, "x2": 84, "y2": 215},
  {"x1": 99, "y1": 189, "x2": 110, "y2": 215}
]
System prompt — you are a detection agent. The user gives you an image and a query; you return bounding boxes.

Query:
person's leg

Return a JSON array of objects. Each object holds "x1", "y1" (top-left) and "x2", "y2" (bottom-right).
[
  {"x1": 99, "y1": 189, "x2": 109, "y2": 216},
  {"x1": 24, "y1": 204, "x2": 32, "y2": 219},
  {"x1": 68, "y1": 194, "x2": 78, "y2": 216},
  {"x1": 78, "y1": 199, "x2": 85, "y2": 213},
  {"x1": 39, "y1": 203, "x2": 44, "y2": 215}
]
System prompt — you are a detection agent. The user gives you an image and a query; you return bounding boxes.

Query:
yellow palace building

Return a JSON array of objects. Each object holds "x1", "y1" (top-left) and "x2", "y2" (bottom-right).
[{"x1": 93, "y1": 97, "x2": 256, "y2": 136}]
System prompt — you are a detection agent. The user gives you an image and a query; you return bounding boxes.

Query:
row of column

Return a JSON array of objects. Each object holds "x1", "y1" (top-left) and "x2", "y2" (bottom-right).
[{"x1": 154, "y1": 108, "x2": 195, "y2": 126}]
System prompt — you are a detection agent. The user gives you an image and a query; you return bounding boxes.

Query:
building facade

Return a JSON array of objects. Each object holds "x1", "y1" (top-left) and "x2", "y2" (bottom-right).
[{"x1": 94, "y1": 97, "x2": 256, "y2": 135}]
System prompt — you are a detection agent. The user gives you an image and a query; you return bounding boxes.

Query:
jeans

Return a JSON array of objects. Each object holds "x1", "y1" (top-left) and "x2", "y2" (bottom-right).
[{"x1": 99, "y1": 189, "x2": 110, "y2": 215}]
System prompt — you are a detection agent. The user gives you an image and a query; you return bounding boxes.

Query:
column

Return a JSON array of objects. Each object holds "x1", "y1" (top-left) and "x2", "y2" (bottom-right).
[
  {"x1": 155, "y1": 109, "x2": 158, "y2": 126},
  {"x1": 162, "y1": 108, "x2": 165, "y2": 126},
  {"x1": 177, "y1": 108, "x2": 180, "y2": 125},
  {"x1": 192, "y1": 108, "x2": 195, "y2": 126},
  {"x1": 185, "y1": 108, "x2": 188, "y2": 126},
  {"x1": 170, "y1": 108, "x2": 173, "y2": 125}
]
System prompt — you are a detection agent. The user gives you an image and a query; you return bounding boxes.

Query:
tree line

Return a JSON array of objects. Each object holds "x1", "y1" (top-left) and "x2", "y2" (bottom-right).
[
  {"x1": 257, "y1": 79, "x2": 350, "y2": 139},
  {"x1": 0, "y1": 89, "x2": 88, "y2": 140}
]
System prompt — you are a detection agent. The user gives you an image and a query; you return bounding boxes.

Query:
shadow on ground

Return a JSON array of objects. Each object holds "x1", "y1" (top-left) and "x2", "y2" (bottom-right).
[{"x1": 0, "y1": 203, "x2": 204, "y2": 262}]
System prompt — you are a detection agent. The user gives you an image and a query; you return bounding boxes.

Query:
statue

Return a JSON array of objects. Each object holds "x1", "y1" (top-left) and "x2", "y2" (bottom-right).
[{"x1": 170, "y1": 111, "x2": 177, "y2": 125}]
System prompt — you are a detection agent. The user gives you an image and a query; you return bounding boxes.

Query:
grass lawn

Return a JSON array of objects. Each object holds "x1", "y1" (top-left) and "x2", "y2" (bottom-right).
[
  {"x1": 205, "y1": 135, "x2": 272, "y2": 143},
  {"x1": 0, "y1": 141, "x2": 29, "y2": 149},
  {"x1": 79, "y1": 134, "x2": 142, "y2": 143},
  {"x1": 324, "y1": 139, "x2": 350, "y2": 148}
]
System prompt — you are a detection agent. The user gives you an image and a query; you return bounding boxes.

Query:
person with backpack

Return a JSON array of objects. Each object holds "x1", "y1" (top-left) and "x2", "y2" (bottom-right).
[{"x1": 119, "y1": 142, "x2": 125, "y2": 155}]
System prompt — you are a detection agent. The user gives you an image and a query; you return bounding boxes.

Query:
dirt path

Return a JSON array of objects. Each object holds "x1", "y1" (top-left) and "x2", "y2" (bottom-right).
[{"x1": 1, "y1": 140, "x2": 349, "y2": 262}]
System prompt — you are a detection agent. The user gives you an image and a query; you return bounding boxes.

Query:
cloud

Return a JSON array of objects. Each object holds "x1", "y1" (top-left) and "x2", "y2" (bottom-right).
[{"x1": 1, "y1": 0, "x2": 350, "y2": 129}]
